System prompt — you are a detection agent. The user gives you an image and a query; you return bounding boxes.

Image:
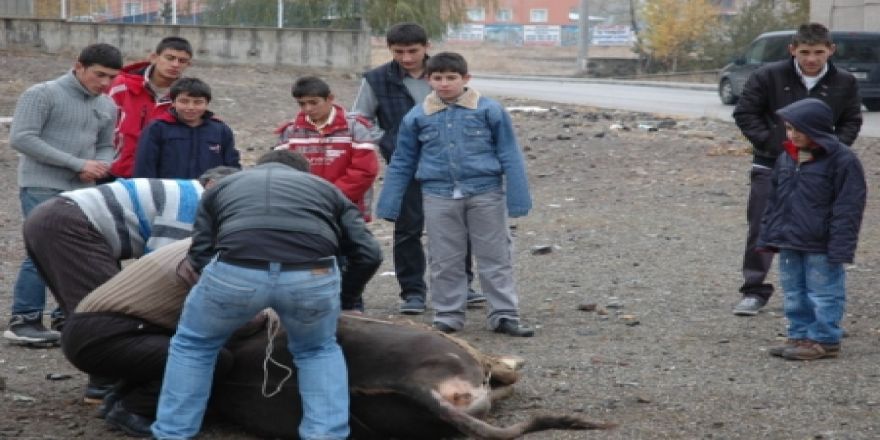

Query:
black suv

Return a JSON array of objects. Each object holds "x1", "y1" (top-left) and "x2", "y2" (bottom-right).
[{"x1": 718, "y1": 30, "x2": 880, "y2": 111}]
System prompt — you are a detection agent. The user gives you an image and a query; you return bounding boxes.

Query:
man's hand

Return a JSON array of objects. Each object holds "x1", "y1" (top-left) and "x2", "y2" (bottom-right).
[{"x1": 79, "y1": 160, "x2": 110, "y2": 182}]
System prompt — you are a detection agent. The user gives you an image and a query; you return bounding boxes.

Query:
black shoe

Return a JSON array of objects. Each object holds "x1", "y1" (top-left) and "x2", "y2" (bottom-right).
[
  {"x1": 105, "y1": 401, "x2": 153, "y2": 437},
  {"x1": 96, "y1": 386, "x2": 124, "y2": 419},
  {"x1": 84, "y1": 375, "x2": 118, "y2": 404},
  {"x1": 399, "y1": 296, "x2": 426, "y2": 315},
  {"x1": 432, "y1": 322, "x2": 457, "y2": 334},
  {"x1": 494, "y1": 318, "x2": 535, "y2": 337},
  {"x1": 3, "y1": 312, "x2": 60, "y2": 347}
]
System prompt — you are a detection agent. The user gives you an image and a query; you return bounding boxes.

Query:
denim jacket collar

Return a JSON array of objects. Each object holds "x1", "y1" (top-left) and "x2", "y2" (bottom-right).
[{"x1": 422, "y1": 88, "x2": 480, "y2": 115}]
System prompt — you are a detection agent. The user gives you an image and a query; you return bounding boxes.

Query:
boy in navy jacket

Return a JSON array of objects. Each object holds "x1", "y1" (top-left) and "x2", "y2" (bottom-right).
[
  {"x1": 758, "y1": 98, "x2": 866, "y2": 360},
  {"x1": 134, "y1": 77, "x2": 240, "y2": 178}
]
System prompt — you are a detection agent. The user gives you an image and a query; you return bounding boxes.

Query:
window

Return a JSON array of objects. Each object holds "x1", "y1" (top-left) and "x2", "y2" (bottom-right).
[
  {"x1": 495, "y1": 8, "x2": 513, "y2": 22},
  {"x1": 530, "y1": 9, "x2": 548, "y2": 23},
  {"x1": 467, "y1": 7, "x2": 485, "y2": 22},
  {"x1": 123, "y1": 2, "x2": 142, "y2": 16}
]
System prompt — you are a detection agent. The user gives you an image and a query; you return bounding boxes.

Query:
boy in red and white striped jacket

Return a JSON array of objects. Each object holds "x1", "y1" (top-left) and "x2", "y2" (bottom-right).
[{"x1": 276, "y1": 76, "x2": 382, "y2": 220}]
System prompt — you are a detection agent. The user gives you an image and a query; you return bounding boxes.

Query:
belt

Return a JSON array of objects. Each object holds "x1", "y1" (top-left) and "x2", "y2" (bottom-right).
[{"x1": 217, "y1": 256, "x2": 333, "y2": 272}]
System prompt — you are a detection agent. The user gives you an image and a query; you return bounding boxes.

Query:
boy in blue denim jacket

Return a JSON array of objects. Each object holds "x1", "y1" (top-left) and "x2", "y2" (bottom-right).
[
  {"x1": 376, "y1": 52, "x2": 534, "y2": 336},
  {"x1": 758, "y1": 98, "x2": 866, "y2": 360}
]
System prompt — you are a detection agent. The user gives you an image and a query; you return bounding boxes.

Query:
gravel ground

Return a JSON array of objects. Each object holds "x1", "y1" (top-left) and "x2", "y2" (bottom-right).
[{"x1": 1, "y1": 51, "x2": 880, "y2": 439}]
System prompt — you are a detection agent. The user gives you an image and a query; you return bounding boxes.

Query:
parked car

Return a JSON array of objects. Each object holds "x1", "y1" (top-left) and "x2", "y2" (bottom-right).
[{"x1": 718, "y1": 30, "x2": 880, "y2": 111}]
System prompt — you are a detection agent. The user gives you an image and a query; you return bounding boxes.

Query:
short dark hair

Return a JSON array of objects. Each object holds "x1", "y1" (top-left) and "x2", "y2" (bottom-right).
[
  {"x1": 386, "y1": 22, "x2": 428, "y2": 46},
  {"x1": 78, "y1": 43, "x2": 123, "y2": 69},
  {"x1": 792, "y1": 23, "x2": 833, "y2": 47},
  {"x1": 170, "y1": 77, "x2": 212, "y2": 102},
  {"x1": 426, "y1": 52, "x2": 468, "y2": 76},
  {"x1": 198, "y1": 166, "x2": 239, "y2": 187},
  {"x1": 257, "y1": 150, "x2": 310, "y2": 172},
  {"x1": 156, "y1": 36, "x2": 193, "y2": 57},
  {"x1": 291, "y1": 76, "x2": 332, "y2": 99}
]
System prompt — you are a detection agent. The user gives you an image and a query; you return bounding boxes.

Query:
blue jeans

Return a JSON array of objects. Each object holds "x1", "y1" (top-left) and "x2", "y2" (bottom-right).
[
  {"x1": 152, "y1": 259, "x2": 349, "y2": 440},
  {"x1": 12, "y1": 187, "x2": 62, "y2": 317},
  {"x1": 779, "y1": 250, "x2": 846, "y2": 344}
]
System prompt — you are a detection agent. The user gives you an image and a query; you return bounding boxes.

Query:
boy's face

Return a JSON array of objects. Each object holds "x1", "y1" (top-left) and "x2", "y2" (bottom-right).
[
  {"x1": 784, "y1": 122, "x2": 815, "y2": 150},
  {"x1": 150, "y1": 48, "x2": 192, "y2": 84},
  {"x1": 173, "y1": 92, "x2": 209, "y2": 126},
  {"x1": 296, "y1": 95, "x2": 334, "y2": 124},
  {"x1": 428, "y1": 71, "x2": 471, "y2": 101},
  {"x1": 389, "y1": 43, "x2": 429, "y2": 75},
  {"x1": 74, "y1": 62, "x2": 120, "y2": 95},
  {"x1": 789, "y1": 43, "x2": 834, "y2": 76}
]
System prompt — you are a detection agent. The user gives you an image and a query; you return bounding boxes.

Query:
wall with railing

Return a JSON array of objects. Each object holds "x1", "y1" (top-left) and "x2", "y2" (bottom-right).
[{"x1": 0, "y1": 17, "x2": 370, "y2": 71}]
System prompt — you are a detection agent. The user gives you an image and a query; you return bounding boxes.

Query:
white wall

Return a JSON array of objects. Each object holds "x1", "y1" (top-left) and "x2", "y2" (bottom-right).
[
  {"x1": 0, "y1": 18, "x2": 370, "y2": 71},
  {"x1": 810, "y1": 0, "x2": 880, "y2": 31}
]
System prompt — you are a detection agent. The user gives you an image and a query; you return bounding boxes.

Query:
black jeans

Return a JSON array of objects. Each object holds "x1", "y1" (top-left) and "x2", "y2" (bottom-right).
[
  {"x1": 61, "y1": 313, "x2": 233, "y2": 417},
  {"x1": 393, "y1": 180, "x2": 475, "y2": 300},
  {"x1": 740, "y1": 166, "x2": 775, "y2": 300}
]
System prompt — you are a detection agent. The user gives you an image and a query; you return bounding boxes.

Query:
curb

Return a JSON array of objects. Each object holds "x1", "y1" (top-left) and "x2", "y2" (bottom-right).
[{"x1": 472, "y1": 73, "x2": 718, "y2": 92}]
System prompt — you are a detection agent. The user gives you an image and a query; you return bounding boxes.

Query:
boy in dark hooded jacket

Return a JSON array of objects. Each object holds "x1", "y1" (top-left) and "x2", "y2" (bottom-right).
[{"x1": 758, "y1": 98, "x2": 866, "y2": 361}]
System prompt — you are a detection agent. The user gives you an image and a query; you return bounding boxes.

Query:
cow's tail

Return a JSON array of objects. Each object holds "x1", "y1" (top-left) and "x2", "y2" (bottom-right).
[{"x1": 388, "y1": 384, "x2": 615, "y2": 439}]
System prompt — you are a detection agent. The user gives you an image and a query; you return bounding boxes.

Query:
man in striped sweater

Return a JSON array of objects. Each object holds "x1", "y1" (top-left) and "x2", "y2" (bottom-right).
[
  {"x1": 22, "y1": 167, "x2": 238, "y2": 321},
  {"x1": 5, "y1": 43, "x2": 122, "y2": 346}
]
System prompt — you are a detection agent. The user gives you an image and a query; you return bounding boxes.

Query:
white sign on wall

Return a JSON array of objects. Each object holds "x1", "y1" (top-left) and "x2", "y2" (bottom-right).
[{"x1": 524, "y1": 25, "x2": 561, "y2": 46}]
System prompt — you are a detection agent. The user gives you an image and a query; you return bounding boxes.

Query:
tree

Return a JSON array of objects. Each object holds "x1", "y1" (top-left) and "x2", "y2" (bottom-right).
[
  {"x1": 202, "y1": 0, "x2": 495, "y2": 37},
  {"x1": 639, "y1": 0, "x2": 719, "y2": 72},
  {"x1": 701, "y1": 0, "x2": 811, "y2": 69}
]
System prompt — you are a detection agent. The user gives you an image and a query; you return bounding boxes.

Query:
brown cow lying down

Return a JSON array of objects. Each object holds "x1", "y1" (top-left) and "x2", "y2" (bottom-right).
[{"x1": 210, "y1": 315, "x2": 614, "y2": 439}]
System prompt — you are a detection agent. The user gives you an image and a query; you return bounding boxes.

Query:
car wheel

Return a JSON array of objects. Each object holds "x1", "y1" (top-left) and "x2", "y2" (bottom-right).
[
  {"x1": 863, "y1": 98, "x2": 880, "y2": 112},
  {"x1": 719, "y1": 79, "x2": 737, "y2": 105}
]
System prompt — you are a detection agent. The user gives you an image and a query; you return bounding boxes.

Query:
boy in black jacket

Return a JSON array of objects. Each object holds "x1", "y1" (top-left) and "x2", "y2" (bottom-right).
[{"x1": 758, "y1": 98, "x2": 866, "y2": 361}]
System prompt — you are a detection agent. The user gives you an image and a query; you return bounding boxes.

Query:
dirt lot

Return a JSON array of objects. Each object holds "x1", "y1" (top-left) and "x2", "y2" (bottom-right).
[{"x1": 2, "y1": 51, "x2": 880, "y2": 440}]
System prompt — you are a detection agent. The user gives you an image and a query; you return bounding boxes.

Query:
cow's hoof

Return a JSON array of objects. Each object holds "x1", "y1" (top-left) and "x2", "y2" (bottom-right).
[
  {"x1": 494, "y1": 319, "x2": 535, "y2": 337},
  {"x1": 432, "y1": 322, "x2": 457, "y2": 334}
]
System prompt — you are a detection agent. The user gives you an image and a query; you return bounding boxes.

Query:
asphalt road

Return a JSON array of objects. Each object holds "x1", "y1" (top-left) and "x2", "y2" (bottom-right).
[{"x1": 471, "y1": 76, "x2": 880, "y2": 138}]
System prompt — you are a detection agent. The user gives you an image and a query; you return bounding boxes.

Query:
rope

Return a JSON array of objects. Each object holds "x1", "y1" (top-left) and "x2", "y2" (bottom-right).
[{"x1": 261, "y1": 310, "x2": 294, "y2": 398}]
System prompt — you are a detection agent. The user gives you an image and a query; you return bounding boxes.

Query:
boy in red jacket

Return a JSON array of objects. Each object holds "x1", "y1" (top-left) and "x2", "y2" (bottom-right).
[
  {"x1": 108, "y1": 36, "x2": 193, "y2": 178},
  {"x1": 276, "y1": 76, "x2": 381, "y2": 220}
]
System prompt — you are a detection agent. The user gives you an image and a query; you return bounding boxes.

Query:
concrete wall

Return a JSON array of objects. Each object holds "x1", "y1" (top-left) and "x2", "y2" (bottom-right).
[
  {"x1": 0, "y1": 18, "x2": 370, "y2": 71},
  {"x1": 811, "y1": 0, "x2": 880, "y2": 32}
]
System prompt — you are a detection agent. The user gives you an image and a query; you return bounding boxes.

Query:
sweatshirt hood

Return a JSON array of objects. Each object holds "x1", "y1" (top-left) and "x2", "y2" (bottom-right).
[{"x1": 775, "y1": 98, "x2": 840, "y2": 154}]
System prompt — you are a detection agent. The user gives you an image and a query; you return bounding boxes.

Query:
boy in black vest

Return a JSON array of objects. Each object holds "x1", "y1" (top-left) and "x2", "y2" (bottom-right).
[{"x1": 353, "y1": 23, "x2": 484, "y2": 314}]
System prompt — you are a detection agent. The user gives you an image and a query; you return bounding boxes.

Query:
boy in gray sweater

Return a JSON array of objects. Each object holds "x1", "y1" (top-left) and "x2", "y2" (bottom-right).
[{"x1": 4, "y1": 43, "x2": 122, "y2": 347}]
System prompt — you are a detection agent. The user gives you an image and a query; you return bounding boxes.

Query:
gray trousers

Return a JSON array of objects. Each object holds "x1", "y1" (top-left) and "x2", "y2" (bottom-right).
[{"x1": 423, "y1": 190, "x2": 519, "y2": 330}]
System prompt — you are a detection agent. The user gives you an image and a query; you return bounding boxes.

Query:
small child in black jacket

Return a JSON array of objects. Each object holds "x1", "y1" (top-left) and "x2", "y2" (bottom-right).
[{"x1": 758, "y1": 97, "x2": 866, "y2": 360}]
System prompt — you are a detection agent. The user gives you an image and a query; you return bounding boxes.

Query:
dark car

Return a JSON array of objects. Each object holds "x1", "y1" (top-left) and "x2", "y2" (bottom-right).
[{"x1": 718, "y1": 30, "x2": 880, "y2": 111}]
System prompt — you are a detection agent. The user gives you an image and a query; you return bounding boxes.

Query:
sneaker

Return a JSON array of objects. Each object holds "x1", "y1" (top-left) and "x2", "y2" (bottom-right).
[
  {"x1": 105, "y1": 401, "x2": 153, "y2": 437},
  {"x1": 3, "y1": 313, "x2": 60, "y2": 346},
  {"x1": 782, "y1": 340, "x2": 840, "y2": 361},
  {"x1": 466, "y1": 289, "x2": 487, "y2": 307},
  {"x1": 732, "y1": 296, "x2": 767, "y2": 316},
  {"x1": 768, "y1": 338, "x2": 804, "y2": 357},
  {"x1": 399, "y1": 296, "x2": 426, "y2": 315},
  {"x1": 494, "y1": 318, "x2": 535, "y2": 337},
  {"x1": 432, "y1": 322, "x2": 457, "y2": 334}
]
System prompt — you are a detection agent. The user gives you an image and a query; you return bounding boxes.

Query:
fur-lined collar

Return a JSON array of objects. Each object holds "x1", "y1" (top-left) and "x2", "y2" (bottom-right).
[{"x1": 423, "y1": 88, "x2": 481, "y2": 115}]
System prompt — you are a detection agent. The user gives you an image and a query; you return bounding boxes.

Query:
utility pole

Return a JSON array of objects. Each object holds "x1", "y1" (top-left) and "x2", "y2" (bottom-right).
[
  {"x1": 576, "y1": 0, "x2": 590, "y2": 75},
  {"x1": 277, "y1": 0, "x2": 284, "y2": 28}
]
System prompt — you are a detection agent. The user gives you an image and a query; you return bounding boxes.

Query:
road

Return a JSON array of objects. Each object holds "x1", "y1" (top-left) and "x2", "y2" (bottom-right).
[{"x1": 471, "y1": 76, "x2": 880, "y2": 138}]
